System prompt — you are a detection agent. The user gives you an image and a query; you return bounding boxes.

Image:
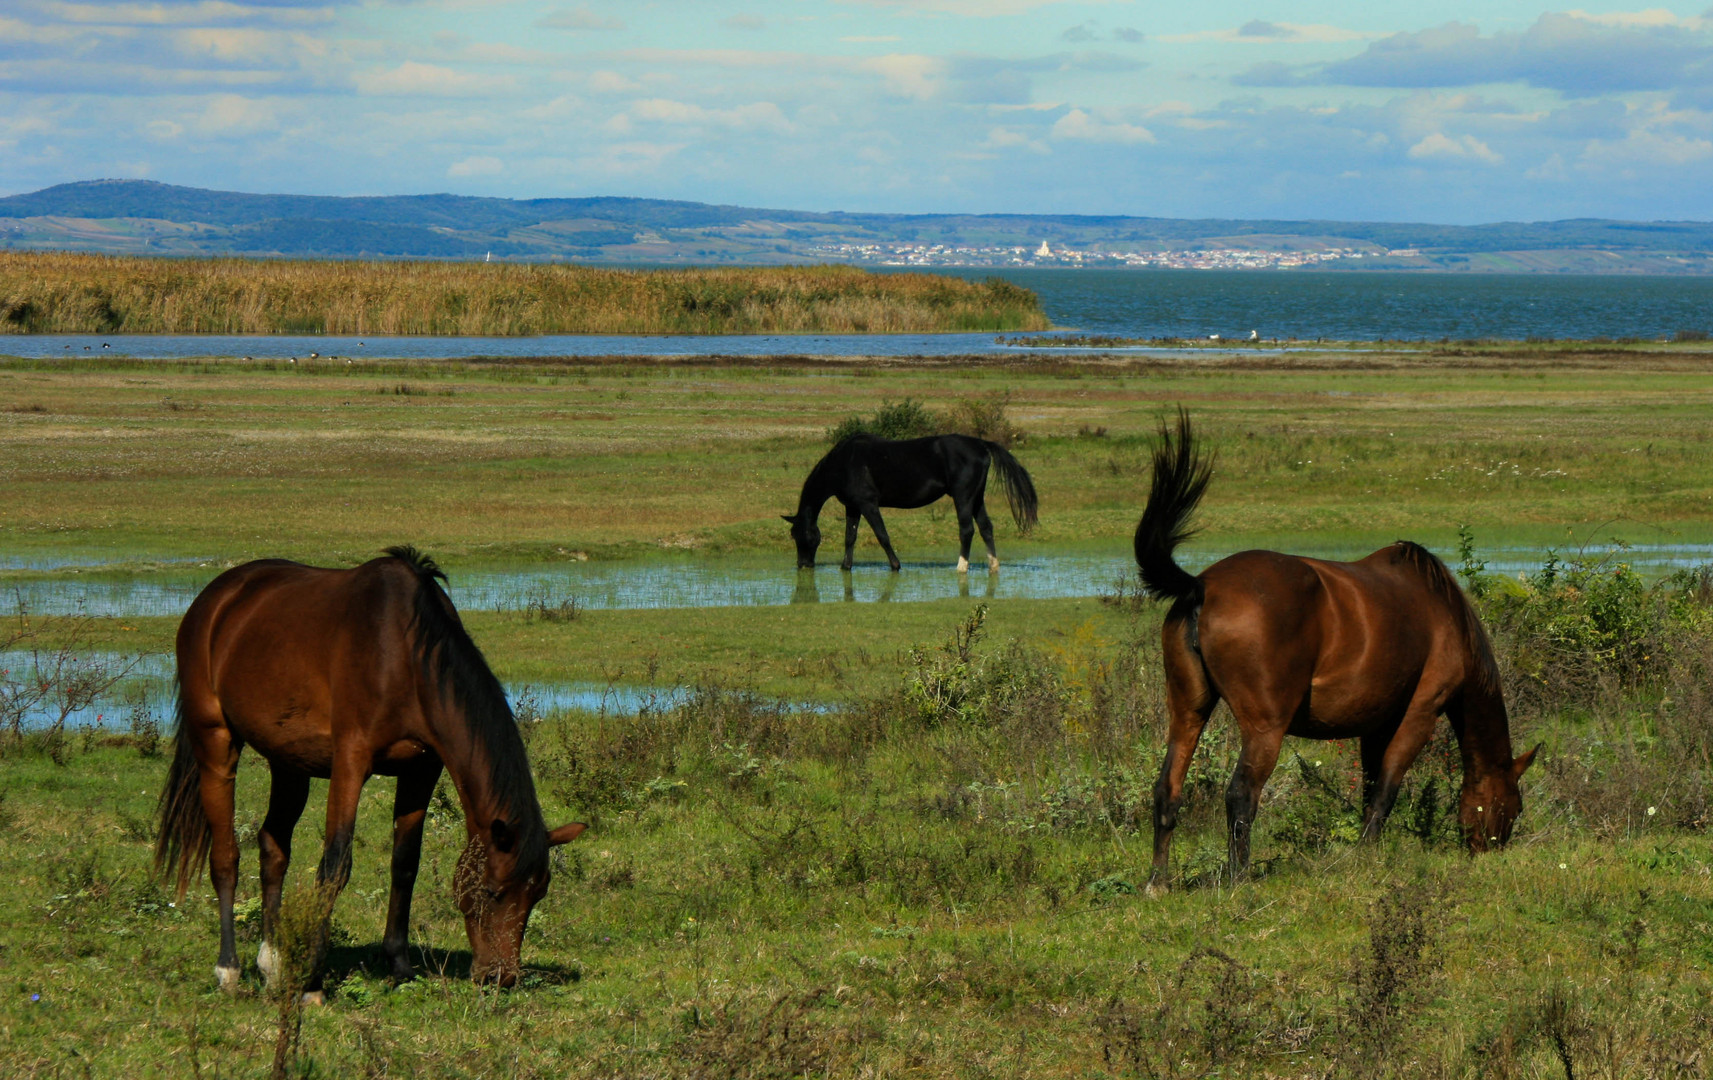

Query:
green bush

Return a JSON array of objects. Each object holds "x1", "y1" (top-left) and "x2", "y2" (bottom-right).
[{"x1": 826, "y1": 397, "x2": 941, "y2": 444}]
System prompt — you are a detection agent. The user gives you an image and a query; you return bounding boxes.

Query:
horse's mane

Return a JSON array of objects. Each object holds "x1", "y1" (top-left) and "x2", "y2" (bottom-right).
[
  {"x1": 384, "y1": 545, "x2": 547, "y2": 875},
  {"x1": 1390, "y1": 541, "x2": 1502, "y2": 698}
]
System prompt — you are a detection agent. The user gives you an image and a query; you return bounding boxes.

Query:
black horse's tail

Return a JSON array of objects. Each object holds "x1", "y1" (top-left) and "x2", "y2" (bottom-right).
[
  {"x1": 982, "y1": 441, "x2": 1039, "y2": 534},
  {"x1": 154, "y1": 682, "x2": 210, "y2": 901},
  {"x1": 1135, "y1": 409, "x2": 1214, "y2": 601}
]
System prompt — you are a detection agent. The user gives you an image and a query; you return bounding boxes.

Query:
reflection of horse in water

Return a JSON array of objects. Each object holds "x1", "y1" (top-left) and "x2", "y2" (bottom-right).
[
  {"x1": 1136, "y1": 412, "x2": 1537, "y2": 883},
  {"x1": 789, "y1": 567, "x2": 996, "y2": 604},
  {"x1": 156, "y1": 547, "x2": 586, "y2": 995},
  {"x1": 784, "y1": 434, "x2": 1038, "y2": 572}
]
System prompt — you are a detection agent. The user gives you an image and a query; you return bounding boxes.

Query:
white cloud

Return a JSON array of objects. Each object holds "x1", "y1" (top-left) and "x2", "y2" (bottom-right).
[
  {"x1": 195, "y1": 92, "x2": 276, "y2": 135},
  {"x1": 447, "y1": 154, "x2": 502, "y2": 177},
  {"x1": 1407, "y1": 131, "x2": 1503, "y2": 163},
  {"x1": 722, "y1": 14, "x2": 765, "y2": 31},
  {"x1": 837, "y1": 0, "x2": 1115, "y2": 14},
  {"x1": 1051, "y1": 107, "x2": 1153, "y2": 143},
  {"x1": 1157, "y1": 22, "x2": 1371, "y2": 44},
  {"x1": 536, "y1": 7, "x2": 624, "y2": 31},
  {"x1": 623, "y1": 97, "x2": 793, "y2": 134},
  {"x1": 36, "y1": 2, "x2": 335, "y2": 27},
  {"x1": 144, "y1": 118, "x2": 182, "y2": 139},
  {"x1": 587, "y1": 70, "x2": 640, "y2": 94},
  {"x1": 863, "y1": 53, "x2": 942, "y2": 99},
  {"x1": 1580, "y1": 127, "x2": 1713, "y2": 167},
  {"x1": 354, "y1": 62, "x2": 516, "y2": 97}
]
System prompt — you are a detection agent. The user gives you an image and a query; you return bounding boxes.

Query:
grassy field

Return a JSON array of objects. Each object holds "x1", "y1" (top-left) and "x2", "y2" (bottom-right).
[
  {"x1": 3, "y1": 345, "x2": 1713, "y2": 570},
  {"x1": 0, "y1": 255, "x2": 1049, "y2": 336},
  {"x1": 4, "y1": 345, "x2": 1713, "y2": 1077}
]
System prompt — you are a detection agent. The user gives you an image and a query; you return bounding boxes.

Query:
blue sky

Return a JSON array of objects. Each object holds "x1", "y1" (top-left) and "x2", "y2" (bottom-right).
[{"x1": 4, "y1": 1, "x2": 1713, "y2": 222}]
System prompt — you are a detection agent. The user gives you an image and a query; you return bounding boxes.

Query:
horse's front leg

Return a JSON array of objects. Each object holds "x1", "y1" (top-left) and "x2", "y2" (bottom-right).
[
  {"x1": 257, "y1": 765, "x2": 311, "y2": 987},
  {"x1": 841, "y1": 505, "x2": 861, "y2": 571},
  {"x1": 859, "y1": 505, "x2": 902, "y2": 571},
  {"x1": 303, "y1": 756, "x2": 369, "y2": 1002},
  {"x1": 1359, "y1": 699, "x2": 1443, "y2": 841},
  {"x1": 383, "y1": 763, "x2": 443, "y2": 982}
]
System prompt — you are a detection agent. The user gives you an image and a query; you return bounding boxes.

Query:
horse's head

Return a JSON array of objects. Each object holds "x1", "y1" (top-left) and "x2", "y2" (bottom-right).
[
  {"x1": 455, "y1": 818, "x2": 587, "y2": 985},
  {"x1": 781, "y1": 513, "x2": 820, "y2": 569},
  {"x1": 1459, "y1": 744, "x2": 1538, "y2": 852}
]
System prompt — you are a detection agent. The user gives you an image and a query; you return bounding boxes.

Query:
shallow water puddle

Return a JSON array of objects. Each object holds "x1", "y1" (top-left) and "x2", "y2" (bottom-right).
[{"x1": 3, "y1": 544, "x2": 1710, "y2": 619}]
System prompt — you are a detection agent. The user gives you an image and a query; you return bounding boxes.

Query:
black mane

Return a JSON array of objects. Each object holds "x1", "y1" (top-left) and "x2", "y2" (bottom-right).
[{"x1": 385, "y1": 547, "x2": 547, "y2": 876}]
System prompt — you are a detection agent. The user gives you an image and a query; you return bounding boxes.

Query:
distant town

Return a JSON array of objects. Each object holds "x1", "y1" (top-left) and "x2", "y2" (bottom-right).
[{"x1": 808, "y1": 240, "x2": 1419, "y2": 271}]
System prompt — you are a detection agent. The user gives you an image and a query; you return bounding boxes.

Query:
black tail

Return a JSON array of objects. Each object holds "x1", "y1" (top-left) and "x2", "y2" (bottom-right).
[
  {"x1": 983, "y1": 441, "x2": 1039, "y2": 534},
  {"x1": 154, "y1": 683, "x2": 210, "y2": 902},
  {"x1": 1135, "y1": 409, "x2": 1214, "y2": 601}
]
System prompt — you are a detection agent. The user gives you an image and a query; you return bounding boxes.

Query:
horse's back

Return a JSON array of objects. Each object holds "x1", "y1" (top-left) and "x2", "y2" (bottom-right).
[
  {"x1": 177, "y1": 557, "x2": 425, "y2": 773},
  {"x1": 1196, "y1": 545, "x2": 1473, "y2": 733}
]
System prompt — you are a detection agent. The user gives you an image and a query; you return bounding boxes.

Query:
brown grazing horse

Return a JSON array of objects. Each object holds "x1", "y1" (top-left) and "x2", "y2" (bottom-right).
[
  {"x1": 1136, "y1": 412, "x2": 1537, "y2": 881},
  {"x1": 156, "y1": 546, "x2": 586, "y2": 992}
]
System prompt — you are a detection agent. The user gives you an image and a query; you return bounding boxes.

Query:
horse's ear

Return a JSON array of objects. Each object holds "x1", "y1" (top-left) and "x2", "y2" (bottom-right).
[
  {"x1": 781, "y1": 514, "x2": 798, "y2": 524},
  {"x1": 547, "y1": 822, "x2": 588, "y2": 846},
  {"x1": 1513, "y1": 743, "x2": 1542, "y2": 779},
  {"x1": 489, "y1": 817, "x2": 516, "y2": 854}
]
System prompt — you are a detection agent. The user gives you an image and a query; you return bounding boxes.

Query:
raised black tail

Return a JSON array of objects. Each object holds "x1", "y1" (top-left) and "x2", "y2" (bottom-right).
[
  {"x1": 1135, "y1": 409, "x2": 1213, "y2": 601},
  {"x1": 154, "y1": 683, "x2": 210, "y2": 901},
  {"x1": 983, "y1": 441, "x2": 1039, "y2": 534}
]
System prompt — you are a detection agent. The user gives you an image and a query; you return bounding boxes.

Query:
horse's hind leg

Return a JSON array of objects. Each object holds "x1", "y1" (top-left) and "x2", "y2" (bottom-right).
[
  {"x1": 257, "y1": 764, "x2": 310, "y2": 986},
  {"x1": 1151, "y1": 617, "x2": 1218, "y2": 887},
  {"x1": 973, "y1": 501, "x2": 999, "y2": 573},
  {"x1": 191, "y1": 721, "x2": 244, "y2": 992},
  {"x1": 953, "y1": 496, "x2": 976, "y2": 573},
  {"x1": 383, "y1": 762, "x2": 442, "y2": 982}
]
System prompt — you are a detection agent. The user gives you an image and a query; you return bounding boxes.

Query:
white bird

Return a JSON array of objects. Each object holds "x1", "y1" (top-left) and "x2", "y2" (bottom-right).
[
  {"x1": 1248, "y1": 329, "x2": 1259, "y2": 341},
  {"x1": 1208, "y1": 333, "x2": 1221, "y2": 341}
]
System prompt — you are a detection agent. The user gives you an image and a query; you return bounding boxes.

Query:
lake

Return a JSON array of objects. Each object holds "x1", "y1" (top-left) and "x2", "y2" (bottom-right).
[{"x1": 3, "y1": 270, "x2": 1711, "y2": 359}]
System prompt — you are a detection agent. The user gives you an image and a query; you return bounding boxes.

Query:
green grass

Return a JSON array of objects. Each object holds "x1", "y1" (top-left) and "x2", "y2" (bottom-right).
[
  {"x1": 0, "y1": 254, "x2": 1049, "y2": 335},
  {"x1": 6, "y1": 345, "x2": 1713, "y2": 1076},
  {"x1": 3, "y1": 347, "x2": 1713, "y2": 570}
]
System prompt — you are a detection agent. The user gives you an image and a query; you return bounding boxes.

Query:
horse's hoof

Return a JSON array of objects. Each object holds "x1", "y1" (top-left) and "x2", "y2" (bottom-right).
[
  {"x1": 215, "y1": 965, "x2": 242, "y2": 994},
  {"x1": 955, "y1": 557, "x2": 970, "y2": 574},
  {"x1": 257, "y1": 942, "x2": 279, "y2": 984},
  {"x1": 1143, "y1": 881, "x2": 1169, "y2": 899},
  {"x1": 301, "y1": 991, "x2": 325, "y2": 1007},
  {"x1": 987, "y1": 556, "x2": 1000, "y2": 573}
]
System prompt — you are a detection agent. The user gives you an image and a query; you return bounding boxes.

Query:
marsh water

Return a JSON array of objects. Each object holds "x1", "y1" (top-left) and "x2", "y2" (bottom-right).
[{"x1": 6, "y1": 271, "x2": 1712, "y2": 360}]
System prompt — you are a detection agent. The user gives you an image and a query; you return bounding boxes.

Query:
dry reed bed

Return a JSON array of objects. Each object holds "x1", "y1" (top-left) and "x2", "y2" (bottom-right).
[{"x1": 0, "y1": 253, "x2": 1049, "y2": 336}]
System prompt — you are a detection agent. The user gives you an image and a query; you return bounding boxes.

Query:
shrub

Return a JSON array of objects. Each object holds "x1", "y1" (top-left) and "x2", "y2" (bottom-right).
[{"x1": 826, "y1": 397, "x2": 940, "y2": 444}]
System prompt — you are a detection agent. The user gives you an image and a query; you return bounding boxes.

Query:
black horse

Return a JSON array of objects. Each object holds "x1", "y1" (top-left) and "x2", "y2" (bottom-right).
[{"x1": 783, "y1": 433, "x2": 1038, "y2": 572}]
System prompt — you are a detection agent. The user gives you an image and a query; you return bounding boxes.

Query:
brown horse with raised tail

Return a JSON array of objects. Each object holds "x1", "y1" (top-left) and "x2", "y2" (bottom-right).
[
  {"x1": 156, "y1": 546, "x2": 586, "y2": 992},
  {"x1": 1137, "y1": 412, "x2": 1537, "y2": 882}
]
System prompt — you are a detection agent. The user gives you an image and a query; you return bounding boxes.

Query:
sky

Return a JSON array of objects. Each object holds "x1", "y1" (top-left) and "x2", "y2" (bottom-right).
[{"x1": 3, "y1": 1, "x2": 1713, "y2": 223}]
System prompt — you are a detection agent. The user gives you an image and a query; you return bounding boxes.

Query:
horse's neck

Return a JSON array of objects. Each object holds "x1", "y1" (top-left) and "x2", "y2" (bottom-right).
[
  {"x1": 1455, "y1": 688, "x2": 1517, "y2": 772},
  {"x1": 795, "y1": 466, "x2": 836, "y2": 518},
  {"x1": 428, "y1": 707, "x2": 524, "y2": 828}
]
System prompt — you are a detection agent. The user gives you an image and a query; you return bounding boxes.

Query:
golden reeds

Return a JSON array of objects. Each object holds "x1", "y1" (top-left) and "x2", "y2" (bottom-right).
[{"x1": 0, "y1": 253, "x2": 1049, "y2": 336}]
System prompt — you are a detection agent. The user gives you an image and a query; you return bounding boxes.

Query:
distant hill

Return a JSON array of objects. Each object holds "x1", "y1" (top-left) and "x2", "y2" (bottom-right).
[{"x1": 3, "y1": 179, "x2": 1712, "y2": 273}]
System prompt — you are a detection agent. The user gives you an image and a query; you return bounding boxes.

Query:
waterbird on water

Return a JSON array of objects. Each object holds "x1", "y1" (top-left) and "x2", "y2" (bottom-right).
[{"x1": 1249, "y1": 330, "x2": 1259, "y2": 341}]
